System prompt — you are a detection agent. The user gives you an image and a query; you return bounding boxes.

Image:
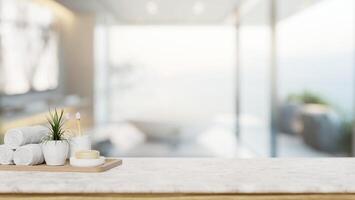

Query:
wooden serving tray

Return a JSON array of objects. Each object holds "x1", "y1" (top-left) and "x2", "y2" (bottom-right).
[{"x1": 0, "y1": 159, "x2": 122, "y2": 173}]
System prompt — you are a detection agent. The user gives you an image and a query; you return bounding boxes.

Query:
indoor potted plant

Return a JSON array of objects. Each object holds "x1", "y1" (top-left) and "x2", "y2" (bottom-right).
[{"x1": 41, "y1": 109, "x2": 69, "y2": 166}]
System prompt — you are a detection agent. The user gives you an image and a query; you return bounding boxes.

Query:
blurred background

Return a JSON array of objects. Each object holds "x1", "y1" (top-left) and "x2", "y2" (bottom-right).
[{"x1": 0, "y1": 0, "x2": 354, "y2": 158}]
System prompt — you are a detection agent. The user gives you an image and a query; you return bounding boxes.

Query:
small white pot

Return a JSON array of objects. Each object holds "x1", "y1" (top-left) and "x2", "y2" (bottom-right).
[
  {"x1": 42, "y1": 140, "x2": 69, "y2": 166},
  {"x1": 69, "y1": 135, "x2": 91, "y2": 157}
]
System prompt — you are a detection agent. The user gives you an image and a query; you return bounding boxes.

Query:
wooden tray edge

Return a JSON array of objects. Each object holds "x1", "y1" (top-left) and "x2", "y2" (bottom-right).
[{"x1": 0, "y1": 159, "x2": 122, "y2": 173}]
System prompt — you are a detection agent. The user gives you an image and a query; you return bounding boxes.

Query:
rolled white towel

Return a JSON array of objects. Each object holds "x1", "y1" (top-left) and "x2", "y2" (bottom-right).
[
  {"x1": 4, "y1": 126, "x2": 48, "y2": 149},
  {"x1": 14, "y1": 144, "x2": 44, "y2": 165},
  {"x1": 0, "y1": 145, "x2": 14, "y2": 165}
]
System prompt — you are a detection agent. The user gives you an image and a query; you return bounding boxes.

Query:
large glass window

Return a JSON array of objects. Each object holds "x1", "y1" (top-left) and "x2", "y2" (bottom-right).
[
  {"x1": 238, "y1": 1, "x2": 272, "y2": 156},
  {"x1": 107, "y1": 26, "x2": 236, "y2": 122},
  {"x1": 277, "y1": 0, "x2": 355, "y2": 156},
  {"x1": 95, "y1": 25, "x2": 238, "y2": 157}
]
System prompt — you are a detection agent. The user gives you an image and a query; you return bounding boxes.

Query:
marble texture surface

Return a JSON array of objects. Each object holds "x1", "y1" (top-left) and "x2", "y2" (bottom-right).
[{"x1": 0, "y1": 158, "x2": 354, "y2": 194}]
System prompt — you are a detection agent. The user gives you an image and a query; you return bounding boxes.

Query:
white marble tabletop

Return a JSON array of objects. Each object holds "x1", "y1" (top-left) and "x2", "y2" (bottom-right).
[{"x1": 0, "y1": 158, "x2": 354, "y2": 194}]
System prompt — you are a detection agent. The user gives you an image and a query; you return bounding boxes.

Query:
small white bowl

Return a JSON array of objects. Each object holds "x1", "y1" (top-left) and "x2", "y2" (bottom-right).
[{"x1": 70, "y1": 156, "x2": 105, "y2": 167}]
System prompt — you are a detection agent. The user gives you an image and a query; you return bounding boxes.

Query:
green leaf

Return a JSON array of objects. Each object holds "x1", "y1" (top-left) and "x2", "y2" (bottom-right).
[{"x1": 43, "y1": 108, "x2": 67, "y2": 142}]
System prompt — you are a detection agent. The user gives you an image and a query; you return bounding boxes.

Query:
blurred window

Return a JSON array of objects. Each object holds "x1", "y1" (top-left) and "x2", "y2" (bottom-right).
[
  {"x1": 277, "y1": 0, "x2": 355, "y2": 156},
  {"x1": 0, "y1": 0, "x2": 59, "y2": 95},
  {"x1": 104, "y1": 26, "x2": 236, "y2": 124}
]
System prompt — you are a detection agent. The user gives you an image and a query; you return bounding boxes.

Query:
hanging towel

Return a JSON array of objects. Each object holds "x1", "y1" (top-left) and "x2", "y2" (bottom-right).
[
  {"x1": 4, "y1": 126, "x2": 48, "y2": 149},
  {"x1": 13, "y1": 144, "x2": 44, "y2": 165},
  {"x1": 0, "y1": 145, "x2": 14, "y2": 165}
]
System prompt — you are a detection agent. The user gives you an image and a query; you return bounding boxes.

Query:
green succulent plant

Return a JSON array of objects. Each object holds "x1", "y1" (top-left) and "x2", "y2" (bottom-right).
[
  {"x1": 287, "y1": 90, "x2": 328, "y2": 105},
  {"x1": 43, "y1": 109, "x2": 67, "y2": 142}
]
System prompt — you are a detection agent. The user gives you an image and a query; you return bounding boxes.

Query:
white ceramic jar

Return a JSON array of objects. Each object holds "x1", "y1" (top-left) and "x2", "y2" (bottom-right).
[{"x1": 69, "y1": 135, "x2": 91, "y2": 157}]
